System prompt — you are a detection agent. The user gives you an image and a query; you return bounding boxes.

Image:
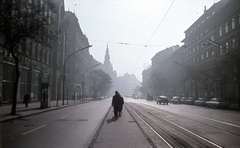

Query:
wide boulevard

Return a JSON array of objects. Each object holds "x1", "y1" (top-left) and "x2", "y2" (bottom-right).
[{"x1": 1, "y1": 98, "x2": 240, "y2": 148}]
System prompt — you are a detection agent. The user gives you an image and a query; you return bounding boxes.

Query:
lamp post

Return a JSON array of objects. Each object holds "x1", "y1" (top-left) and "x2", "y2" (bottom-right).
[
  {"x1": 62, "y1": 45, "x2": 92, "y2": 105},
  {"x1": 81, "y1": 63, "x2": 101, "y2": 101}
]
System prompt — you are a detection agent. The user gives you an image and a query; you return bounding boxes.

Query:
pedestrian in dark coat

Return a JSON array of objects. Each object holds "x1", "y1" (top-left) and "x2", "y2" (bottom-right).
[
  {"x1": 112, "y1": 91, "x2": 124, "y2": 116},
  {"x1": 24, "y1": 92, "x2": 30, "y2": 108}
]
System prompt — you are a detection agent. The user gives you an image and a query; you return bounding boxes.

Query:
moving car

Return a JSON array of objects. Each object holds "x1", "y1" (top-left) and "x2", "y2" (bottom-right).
[
  {"x1": 156, "y1": 96, "x2": 169, "y2": 105},
  {"x1": 194, "y1": 98, "x2": 207, "y2": 106},
  {"x1": 205, "y1": 98, "x2": 229, "y2": 109}
]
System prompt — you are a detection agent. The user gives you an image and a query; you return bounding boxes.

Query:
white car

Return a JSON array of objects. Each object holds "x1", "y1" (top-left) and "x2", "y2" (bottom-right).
[{"x1": 205, "y1": 98, "x2": 229, "y2": 108}]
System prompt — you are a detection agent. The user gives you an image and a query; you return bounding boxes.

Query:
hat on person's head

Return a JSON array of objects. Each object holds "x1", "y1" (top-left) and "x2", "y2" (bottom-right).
[{"x1": 115, "y1": 91, "x2": 119, "y2": 95}]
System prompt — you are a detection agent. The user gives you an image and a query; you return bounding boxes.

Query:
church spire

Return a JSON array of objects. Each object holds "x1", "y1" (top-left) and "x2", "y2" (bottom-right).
[{"x1": 104, "y1": 44, "x2": 111, "y2": 68}]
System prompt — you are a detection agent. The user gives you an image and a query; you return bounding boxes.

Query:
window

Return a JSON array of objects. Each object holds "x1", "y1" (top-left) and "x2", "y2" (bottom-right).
[
  {"x1": 232, "y1": 18, "x2": 235, "y2": 29},
  {"x1": 226, "y1": 42, "x2": 229, "y2": 52},
  {"x1": 206, "y1": 51, "x2": 209, "y2": 58},
  {"x1": 211, "y1": 36, "x2": 214, "y2": 41},
  {"x1": 220, "y1": 46, "x2": 223, "y2": 55},
  {"x1": 212, "y1": 11, "x2": 215, "y2": 15},
  {"x1": 232, "y1": 39, "x2": 236, "y2": 48},
  {"x1": 212, "y1": 51, "x2": 214, "y2": 56},
  {"x1": 197, "y1": 45, "x2": 199, "y2": 51},
  {"x1": 201, "y1": 54, "x2": 204, "y2": 60},
  {"x1": 219, "y1": 27, "x2": 222, "y2": 36},
  {"x1": 225, "y1": 23, "x2": 229, "y2": 33}
]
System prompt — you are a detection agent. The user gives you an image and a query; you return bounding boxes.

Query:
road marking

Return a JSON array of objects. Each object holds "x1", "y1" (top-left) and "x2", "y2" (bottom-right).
[
  {"x1": 60, "y1": 115, "x2": 69, "y2": 119},
  {"x1": 136, "y1": 101, "x2": 240, "y2": 129},
  {"x1": 22, "y1": 125, "x2": 46, "y2": 136},
  {"x1": 188, "y1": 113, "x2": 240, "y2": 128},
  {"x1": 154, "y1": 113, "x2": 223, "y2": 148}
]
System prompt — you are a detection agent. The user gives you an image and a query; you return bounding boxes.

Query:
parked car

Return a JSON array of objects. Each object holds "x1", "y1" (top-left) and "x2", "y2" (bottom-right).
[
  {"x1": 146, "y1": 94, "x2": 153, "y2": 101},
  {"x1": 180, "y1": 97, "x2": 187, "y2": 104},
  {"x1": 185, "y1": 97, "x2": 196, "y2": 105},
  {"x1": 170, "y1": 96, "x2": 180, "y2": 104},
  {"x1": 156, "y1": 96, "x2": 169, "y2": 105},
  {"x1": 97, "y1": 96, "x2": 104, "y2": 100},
  {"x1": 205, "y1": 98, "x2": 229, "y2": 109},
  {"x1": 194, "y1": 98, "x2": 207, "y2": 106}
]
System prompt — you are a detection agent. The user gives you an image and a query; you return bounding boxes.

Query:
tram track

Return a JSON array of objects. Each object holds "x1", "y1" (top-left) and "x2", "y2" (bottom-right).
[{"x1": 125, "y1": 103, "x2": 224, "y2": 148}]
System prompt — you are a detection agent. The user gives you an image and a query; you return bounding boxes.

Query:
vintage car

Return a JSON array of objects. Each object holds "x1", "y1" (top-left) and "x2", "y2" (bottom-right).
[
  {"x1": 156, "y1": 96, "x2": 169, "y2": 105},
  {"x1": 180, "y1": 97, "x2": 187, "y2": 104},
  {"x1": 185, "y1": 97, "x2": 196, "y2": 105},
  {"x1": 205, "y1": 98, "x2": 229, "y2": 108},
  {"x1": 194, "y1": 98, "x2": 207, "y2": 106},
  {"x1": 170, "y1": 96, "x2": 180, "y2": 104},
  {"x1": 146, "y1": 94, "x2": 154, "y2": 101}
]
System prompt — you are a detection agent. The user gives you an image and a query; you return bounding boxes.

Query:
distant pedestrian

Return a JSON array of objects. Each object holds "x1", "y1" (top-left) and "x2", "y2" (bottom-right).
[
  {"x1": 42, "y1": 90, "x2": 47, "y2": 102},
  {"x1": 112, "y1": 91, "x2": 124, "y2": 116},
  {"x1": 24, "y1": 92, "x2": 30, "y2": 108}
]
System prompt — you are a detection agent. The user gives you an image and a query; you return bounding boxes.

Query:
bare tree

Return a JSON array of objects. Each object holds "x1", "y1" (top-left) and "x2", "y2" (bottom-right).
[
  {"x1": 0, "y1": 0, "x2": 56, "y2": 115},
  {"x1": 87, "y1": 69, "x2": 112, "y2": 99}
]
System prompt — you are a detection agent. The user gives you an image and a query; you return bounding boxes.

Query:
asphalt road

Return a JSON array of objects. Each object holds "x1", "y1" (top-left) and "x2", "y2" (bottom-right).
[
  {"x1": 2, "y1": 98, "x2": 240, "y2": 148},
  {"x1": 126, "y1": 99, "x2": 240, "y2": 148},
  {"x1": 1, "y1": 99, "x2": 111, "y2": 148}
]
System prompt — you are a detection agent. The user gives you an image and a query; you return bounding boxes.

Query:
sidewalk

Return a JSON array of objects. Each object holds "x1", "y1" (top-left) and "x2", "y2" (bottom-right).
[
  {"x1": 90, "y1": 106, "x2": 153, "y2": 148},
  {"x1": 0, "y1": 99, "x2": 89, "y2": 123}
]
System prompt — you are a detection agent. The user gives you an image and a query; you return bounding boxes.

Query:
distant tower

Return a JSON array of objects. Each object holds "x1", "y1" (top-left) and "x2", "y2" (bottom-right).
[{"x1": 104, "y1": 44, "x2": 113, "y2": 71}]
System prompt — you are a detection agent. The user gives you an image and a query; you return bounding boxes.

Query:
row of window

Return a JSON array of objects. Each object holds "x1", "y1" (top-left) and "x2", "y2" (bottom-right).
[
  {"x1": 187, "y1": 38, "x2": 236, "y2": 57},
  {"x1": 186, "y1": 13, "x2": 240, "y2": 46},
  {"x1": 219, "y1": 16, "x2": 239, "y2": 36},
  {"x1": 185, "y1": 39, "x2": 237, "y2": 66}
]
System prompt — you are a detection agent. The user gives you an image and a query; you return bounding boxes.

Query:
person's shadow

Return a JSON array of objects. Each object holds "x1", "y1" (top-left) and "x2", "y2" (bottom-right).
[{"x1": 106, "y1": 115, "x2": 118, "y2": 123}]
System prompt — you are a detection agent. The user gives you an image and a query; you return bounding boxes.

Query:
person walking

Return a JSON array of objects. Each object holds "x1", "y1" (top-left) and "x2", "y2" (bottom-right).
[
  {"x1": 24, "y1": 92, "x2": 30, "y2": 108},
  {"x1": 112, "y1": 91, "x2": 124, "y2": 116}
]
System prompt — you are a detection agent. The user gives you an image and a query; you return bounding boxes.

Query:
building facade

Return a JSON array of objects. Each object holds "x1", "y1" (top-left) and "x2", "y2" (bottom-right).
[
  {"x1": 0, "y1": 0, "x2": 97, "y2": 105},
  {"x1": 142, "y1": 0, "x2": 240, "y2": 103}
]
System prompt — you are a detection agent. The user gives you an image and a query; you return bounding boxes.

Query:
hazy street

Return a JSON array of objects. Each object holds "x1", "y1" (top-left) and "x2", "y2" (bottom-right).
[
  {"x1": 1, "y1": 98, "x2": 240, "y2": 148},
  {"x1": 1, "y1": 99, "x2": 110, "y2": 148}
]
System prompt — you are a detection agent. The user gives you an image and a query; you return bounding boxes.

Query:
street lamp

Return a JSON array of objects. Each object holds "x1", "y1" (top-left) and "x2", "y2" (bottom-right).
[
  {"x1": 62, "y1": 45, "x2": 92, "y2": 105},
  {"x1": 81, "y1": 63, "x2": 101, "y2": 101},
  {"x1": 207, "y1": 39, "x2": 221, "y2": 47}
]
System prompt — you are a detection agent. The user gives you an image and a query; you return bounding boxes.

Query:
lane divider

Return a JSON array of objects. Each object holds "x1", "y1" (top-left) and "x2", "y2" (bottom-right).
[
  {"x1": 22, "y1": 124, "x2": 46, "y2": 136},
  {"x1": 59, "y1": 115, "x2": 70, "y2": 120}
]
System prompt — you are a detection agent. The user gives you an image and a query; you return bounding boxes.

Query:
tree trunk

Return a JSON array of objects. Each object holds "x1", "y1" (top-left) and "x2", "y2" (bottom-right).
[{"x1": 11, "y1": 52, "x2": 20, "y2": 115}]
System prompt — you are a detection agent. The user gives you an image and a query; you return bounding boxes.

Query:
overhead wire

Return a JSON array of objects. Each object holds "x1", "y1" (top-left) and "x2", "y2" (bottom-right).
[
  {"x1": 134, "y1": 0, "x2": 176, "y2": 68},
  {"x1": 76, "y1": 37, "x2": 168, "y2": 47}
]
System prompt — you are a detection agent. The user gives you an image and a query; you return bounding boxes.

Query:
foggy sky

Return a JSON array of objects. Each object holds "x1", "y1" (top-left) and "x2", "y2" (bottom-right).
[{"x1": 64, "y1": 0, "x2": 220, "y2": 81}]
